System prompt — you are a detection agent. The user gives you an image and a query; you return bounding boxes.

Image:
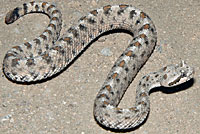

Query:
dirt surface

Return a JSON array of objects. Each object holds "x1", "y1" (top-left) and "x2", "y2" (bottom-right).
[{"x1": 0, "y1": 0, "x2": 199, "y2": 134}]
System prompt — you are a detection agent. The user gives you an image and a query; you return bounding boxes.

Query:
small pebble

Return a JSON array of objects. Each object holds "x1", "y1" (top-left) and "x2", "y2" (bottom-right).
[{"x1": 101, "y1": 48, "x2": 112, "y2": 56}]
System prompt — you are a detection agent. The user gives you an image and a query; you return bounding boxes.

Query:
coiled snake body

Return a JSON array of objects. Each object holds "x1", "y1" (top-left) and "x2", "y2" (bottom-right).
[{"x1": 3, "y1": 2, "x2": 194, "y2": 130}]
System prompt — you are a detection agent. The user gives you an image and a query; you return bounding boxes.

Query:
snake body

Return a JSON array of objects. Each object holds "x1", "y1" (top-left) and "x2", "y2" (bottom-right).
[{"x1": 3, "y1": 2, "x2": 194, "y2": 130}]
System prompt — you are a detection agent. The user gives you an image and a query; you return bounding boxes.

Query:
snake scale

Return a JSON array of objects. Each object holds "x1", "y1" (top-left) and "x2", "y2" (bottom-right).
[{"x1": 3, "y1": 1, "x2": 194, "y2": 130}]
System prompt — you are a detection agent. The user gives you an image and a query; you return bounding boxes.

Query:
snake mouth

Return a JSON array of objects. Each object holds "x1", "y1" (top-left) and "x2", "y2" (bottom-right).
[
  {"x1": 168, "y1": 70, "x2": 194, "y2": 87},
  {"x1": 168, "y1": 75, "x2": 183, "y2": 86}
]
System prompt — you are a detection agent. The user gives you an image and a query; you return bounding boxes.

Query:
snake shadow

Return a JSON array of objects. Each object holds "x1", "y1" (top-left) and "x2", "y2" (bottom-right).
[
  {"x1": 150, "y1": 78, "x2": 195, "y2": 94},
  {"x1": 96, "y1": 78, "x2": 195, "y2": 133}
]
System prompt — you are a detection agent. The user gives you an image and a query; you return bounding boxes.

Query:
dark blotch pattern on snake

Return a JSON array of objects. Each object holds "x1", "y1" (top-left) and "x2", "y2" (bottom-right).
[{"x1": 3, "y1": 1, "x2": 194, "y2": 130}]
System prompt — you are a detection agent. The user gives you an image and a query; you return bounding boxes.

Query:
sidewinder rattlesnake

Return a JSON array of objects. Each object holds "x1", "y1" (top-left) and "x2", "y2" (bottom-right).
[{"x1": 3, "y1": 1, "x2": 194, "y2": 130}]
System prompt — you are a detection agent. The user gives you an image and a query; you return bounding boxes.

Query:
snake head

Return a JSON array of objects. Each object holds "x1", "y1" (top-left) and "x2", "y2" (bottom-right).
[{"x1": 160, "y1": 60, "x2": 194, "y2": 87}]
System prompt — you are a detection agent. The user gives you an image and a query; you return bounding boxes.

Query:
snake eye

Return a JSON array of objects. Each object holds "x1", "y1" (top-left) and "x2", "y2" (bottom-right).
[
  {"x1": 182, "y1": 73, "x2": 186, "y2": 77},
  {"x1": 180, "y1": 70, "x2": 187, "y2": 77}
]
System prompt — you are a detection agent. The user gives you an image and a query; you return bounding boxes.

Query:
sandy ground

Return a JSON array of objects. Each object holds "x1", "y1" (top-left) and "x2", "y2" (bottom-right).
[{"x1": 0, "y1": 0, "x2": 199, "y2": 134}]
